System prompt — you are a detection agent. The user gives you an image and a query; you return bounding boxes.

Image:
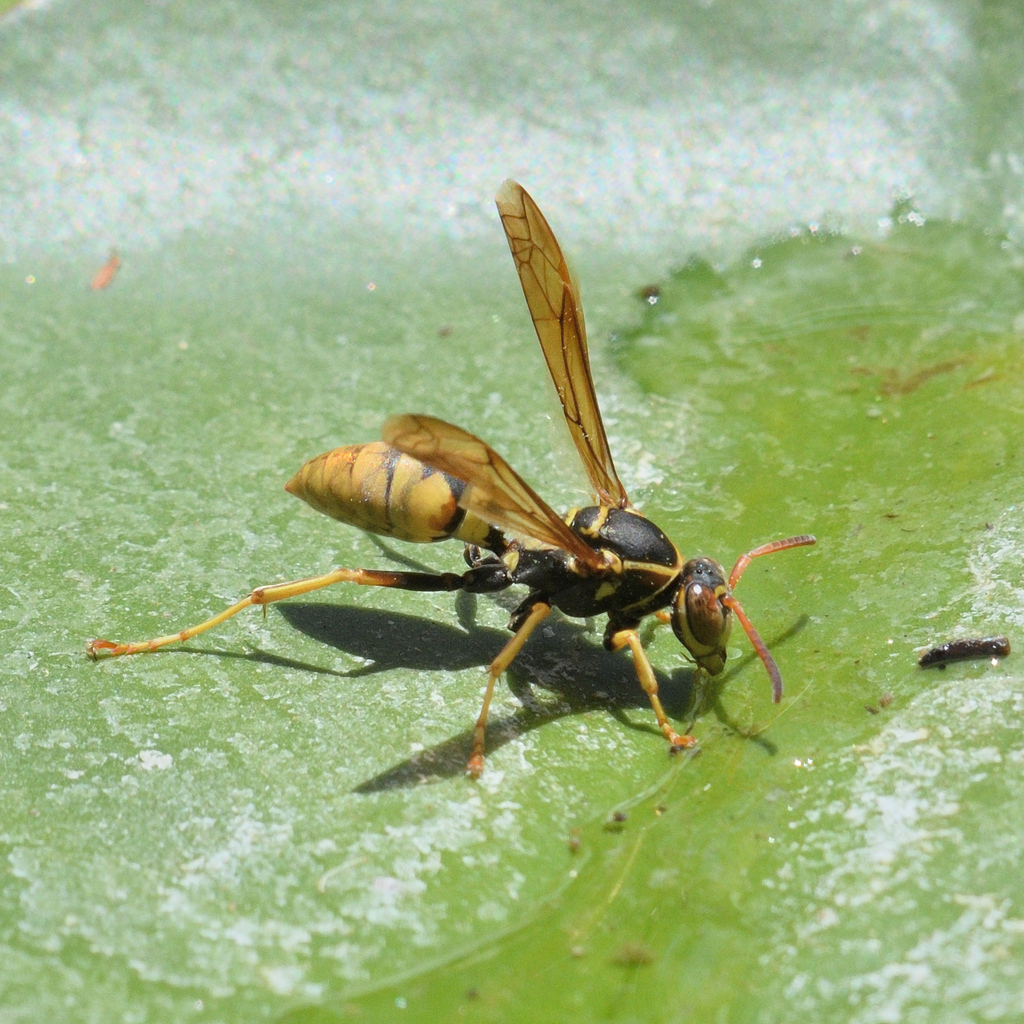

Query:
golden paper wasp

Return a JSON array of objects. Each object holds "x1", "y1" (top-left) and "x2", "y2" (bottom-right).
[{"x1": 88, "y1": 180, "x2": 815, "y2": 776}]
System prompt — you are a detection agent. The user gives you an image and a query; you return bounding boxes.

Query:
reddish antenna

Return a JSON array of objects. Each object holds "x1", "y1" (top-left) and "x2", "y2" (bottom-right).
[{"x1": 724, "y1": 535, "x2": 816, "y2": 702}]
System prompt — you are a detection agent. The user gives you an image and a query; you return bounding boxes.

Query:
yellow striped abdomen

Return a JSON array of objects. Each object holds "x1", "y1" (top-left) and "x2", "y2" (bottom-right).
[{"x1": 285, "y1": 442, "x2": 495, "y2": 546}]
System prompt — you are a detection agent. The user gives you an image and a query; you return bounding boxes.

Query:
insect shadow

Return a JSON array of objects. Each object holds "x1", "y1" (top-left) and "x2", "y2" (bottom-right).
[
  {"x1": 162, "y1": 597, "x2": 804, "y2": 788},
  {"x1": 274, "y1": 598, "x2": 697, "y2": 792},
  {"x1": 275, "y1": 600, "x2": 808, "y2": 792}
]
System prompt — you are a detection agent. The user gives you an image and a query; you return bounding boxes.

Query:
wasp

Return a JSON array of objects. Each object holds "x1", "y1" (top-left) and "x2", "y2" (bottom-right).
[{"x1": 88, "y1": 180, "x2": 815, "y2": 776}]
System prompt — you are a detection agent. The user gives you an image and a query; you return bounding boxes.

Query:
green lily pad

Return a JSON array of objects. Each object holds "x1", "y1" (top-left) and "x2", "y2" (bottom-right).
[{"x1": 3, "y1": 2, "x2": 1024, "y2": 1023}]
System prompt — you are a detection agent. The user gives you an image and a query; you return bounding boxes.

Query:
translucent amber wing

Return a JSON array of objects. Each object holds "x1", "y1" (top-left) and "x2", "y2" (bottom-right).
[
  {"x1": 495, "y1": 179, "x2": 630, "y2": 509},
  {"x1": 382, "y1": 414, "x2": 607, "y2": 571}
]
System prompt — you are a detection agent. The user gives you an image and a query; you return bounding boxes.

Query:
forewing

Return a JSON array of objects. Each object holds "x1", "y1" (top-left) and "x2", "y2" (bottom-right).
[
  {"x1": 382, "y1": 413, "x2": 606, "y2": 570},
  {"x1": 495, "y1": 178, "x2": 630, "y2": 509}
]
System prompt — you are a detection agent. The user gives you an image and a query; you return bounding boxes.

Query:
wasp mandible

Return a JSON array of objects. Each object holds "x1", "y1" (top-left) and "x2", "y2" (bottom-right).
[{"x1": 88, "y1": 180, "x2": 815, "y2": 776}]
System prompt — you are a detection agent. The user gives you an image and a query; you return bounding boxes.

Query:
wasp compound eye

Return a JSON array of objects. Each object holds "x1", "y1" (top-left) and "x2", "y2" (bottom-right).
[
  {"x1": 685, "y1": 582, "x2": 727, "y2": 647},
  {"x1": 674, "y1": 559, "x2": 728, "y2": 642},
  {"x1": 671, "y1": 577, "x2": 731, "y2": 677}
]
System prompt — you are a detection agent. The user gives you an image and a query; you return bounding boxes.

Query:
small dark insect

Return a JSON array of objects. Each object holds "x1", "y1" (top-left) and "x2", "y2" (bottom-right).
[
  {"x1": 638, "y1": 283, "x2": 661, "y2": 304},
  {"x1": 604, "y1": 810, "x2": 628, "y2": 833},
  {"x1": 878, "y1": 692, "x2": 893, "y2": 707},
  {"x1": 613, "y1": 941, "x2": 655, "y2": 967},
  {"x1": 567, "y1": 829, "x2": 582, "y2": 853},
  {"x1": 865, "y1": 704, "x2": 879, "y2": 715},
  {"x1": 919, "y1": 636, "x2": 1010, "y2": 667},
  {"x1": 86, "y1": 181, "x2": 815, "y2": 777}
]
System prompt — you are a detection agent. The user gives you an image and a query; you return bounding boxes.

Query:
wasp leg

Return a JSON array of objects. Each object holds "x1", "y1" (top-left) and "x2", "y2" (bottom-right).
[
  {"x1": 467, "y1": 599, "x2": 551, "y2": 778},
  {"x1": 606, "y1": 626, "x2": 697, "y2": 751},
  {"x1": 86, "y1": 567, "x2": 477, "y2": 659},
  {"x1": 464, "y1": 541, "x2": 508, "y2": 569}
]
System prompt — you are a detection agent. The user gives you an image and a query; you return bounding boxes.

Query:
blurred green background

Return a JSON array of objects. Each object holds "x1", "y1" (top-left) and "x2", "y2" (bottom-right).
[{"x1": 1, "y1": 1, "x2": 1023, "y2": 1022}]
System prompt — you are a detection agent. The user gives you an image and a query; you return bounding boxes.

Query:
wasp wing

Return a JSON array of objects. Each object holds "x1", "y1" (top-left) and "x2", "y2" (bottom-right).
[
  {"x1": 495, "y1": 179, "x2": 630, "y2": 509},
  {"x1": 382, "y1": 413, "x2": 607, "y2": 572}
]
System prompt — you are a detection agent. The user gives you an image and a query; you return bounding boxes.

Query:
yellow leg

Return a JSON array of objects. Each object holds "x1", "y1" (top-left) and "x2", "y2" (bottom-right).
[
  {"x1": 86, "y1": 567, "x2": 464, "y2": 659},
  {"x1": 467, "y1": 601, "x2": 551, "y2": 778},
  {"x1": 608, "y1": 627, "x2": 696, "y2": 751}
]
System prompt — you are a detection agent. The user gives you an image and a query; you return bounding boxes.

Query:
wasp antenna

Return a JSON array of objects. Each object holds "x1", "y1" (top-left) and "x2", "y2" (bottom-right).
[
  {"x1": 727, "y1": 534, "x2": 815, "y2": 590},
  {"x1": 721, "y1": 595, "x2": 783, "y2": 703}
]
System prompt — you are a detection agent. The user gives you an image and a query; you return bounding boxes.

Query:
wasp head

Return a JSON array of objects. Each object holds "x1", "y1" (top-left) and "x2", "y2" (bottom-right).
[
  {"x1": 669, "y1": 535, "x2": 817, "y2": 703},
  {"x1": 670, "y1": 557, "x2": 732, "y2": 676}
]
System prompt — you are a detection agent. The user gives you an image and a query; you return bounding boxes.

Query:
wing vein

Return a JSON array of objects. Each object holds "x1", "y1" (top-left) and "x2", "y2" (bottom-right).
[{"x1": 495, "y1": 178, "x2": 630, "y2": 509}]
